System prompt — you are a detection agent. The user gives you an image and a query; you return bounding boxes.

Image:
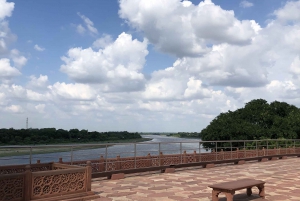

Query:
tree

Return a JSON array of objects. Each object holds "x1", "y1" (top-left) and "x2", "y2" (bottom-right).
[{"x1": 200, "y1": 99, "x2": 300, "y2": 149}]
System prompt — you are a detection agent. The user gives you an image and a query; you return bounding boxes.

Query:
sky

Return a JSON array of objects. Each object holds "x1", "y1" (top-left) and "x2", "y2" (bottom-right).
[{"x1": 0, "y1": 0, "x2": 300, "y2": 132}]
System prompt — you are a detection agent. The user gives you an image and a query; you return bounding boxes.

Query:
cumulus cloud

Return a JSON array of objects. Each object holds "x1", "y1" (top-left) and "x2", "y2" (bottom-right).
[
  {"x1": 239, "y1": 1, "x2": 253, "y2": 8},
  {"x1": 48, "y1": 82, "x2": 96, "y2": 101},
  {"x1": 0, "y1": 0, "x2": 16, "y2": 55},
  {"x1": 27, "y1": 74, "x2": 48, "y2": 89},
  {"x1": 5, "y1": 104, "x2": 24, "y2": 113},
  {"x1": 92, "y1": 34, "x2": 113, "y2": 49},
  {"x1": 77, "y1": 12, "x2": 98, "y2": 35},
  {"x1": 0, "y1": 0, "x2": 14, "y2": 20},
  {"x1": 0, "y1": 58, "x2": 21, "y2": 81},
  {"x1": 290, "y1": 56, "x2": 300, "y2": 78},
  {"x1": 35, "y1": 104, "x2": 45, "y2": 113},
  {"x1": 274, "y1": 0, "x2": 300, "y2": 23},
  {"x1": 10, "y1": 49, "x2": 27, "y2": 68},
  {"x1": 60, "y1": 32, "x2": 148, "y2": 92},
  {"x1": 119, "y1": 0, "x2": 258, "y2": 57},
  {"x1": 34, "y1": 44, "x2": 45, "y2": 51}
]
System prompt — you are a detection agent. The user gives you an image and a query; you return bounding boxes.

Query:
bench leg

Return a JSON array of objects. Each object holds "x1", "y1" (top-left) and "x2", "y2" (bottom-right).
[
  {"x1": 247, "y1": 187, "x2": 252, "y2": 196},
  {"x1": 212, "y1": 190, "x2": 221, "y2": 201},
  {"x1": 225, "y1": 191, "x2": 235, "y2": 201},
  {"x1": 257, "y1": 184, "x2": 265, "y2": 199}
]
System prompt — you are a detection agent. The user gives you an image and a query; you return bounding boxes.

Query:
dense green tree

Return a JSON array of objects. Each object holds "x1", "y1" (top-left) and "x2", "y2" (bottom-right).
[
  {"x1": 0, "y1": 128, "x2": 142, "y2": 145},
  {"x1": 200, "y1": 99, "x2": 300, "y2": 149}
]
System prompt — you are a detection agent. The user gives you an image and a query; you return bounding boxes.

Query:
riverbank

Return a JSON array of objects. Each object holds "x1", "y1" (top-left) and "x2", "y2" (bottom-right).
[{"x1": 0, "y1": 137, "x2": 152, "y2": 157}]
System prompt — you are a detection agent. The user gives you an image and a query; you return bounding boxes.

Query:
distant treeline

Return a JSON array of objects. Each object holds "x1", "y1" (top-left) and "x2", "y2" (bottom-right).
[
  {"x1": 0, "y1": 128, "x2": 142, "y2": 145},
  {"x1": 167, "y1": 132, "x2": 200, "y2": 138}
]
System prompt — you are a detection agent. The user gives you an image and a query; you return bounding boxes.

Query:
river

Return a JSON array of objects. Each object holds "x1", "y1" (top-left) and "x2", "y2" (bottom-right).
[{"x1": 0, "y1": 135, "x2": 204, "y2": 166}]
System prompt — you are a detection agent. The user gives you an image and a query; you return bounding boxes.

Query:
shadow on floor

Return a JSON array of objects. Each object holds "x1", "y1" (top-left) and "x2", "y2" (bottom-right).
[{"x1": 218, "y1": 194, "x2": 268, "y2": 201}]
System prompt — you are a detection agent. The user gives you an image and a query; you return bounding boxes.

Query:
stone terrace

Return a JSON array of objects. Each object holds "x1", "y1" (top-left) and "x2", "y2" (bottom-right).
[{"x1": 91, "y1": 157, "x2": 300, "y2": 201}]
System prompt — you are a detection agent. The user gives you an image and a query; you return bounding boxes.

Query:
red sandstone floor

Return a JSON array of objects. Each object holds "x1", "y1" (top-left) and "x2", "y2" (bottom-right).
[{"x1": 91, "y1": 157, "x2": 300, "y2": 201}]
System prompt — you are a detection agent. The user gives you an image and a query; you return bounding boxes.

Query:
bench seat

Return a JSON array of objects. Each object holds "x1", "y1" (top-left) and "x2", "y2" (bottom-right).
[{"x1": 208, "y1": 178, "x2": 265, "y2": 201}]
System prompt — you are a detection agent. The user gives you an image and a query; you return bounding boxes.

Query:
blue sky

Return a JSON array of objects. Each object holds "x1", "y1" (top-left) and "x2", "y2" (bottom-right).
[{"x1": 1, "y1": 0, "x2": 300, "y2": 132}]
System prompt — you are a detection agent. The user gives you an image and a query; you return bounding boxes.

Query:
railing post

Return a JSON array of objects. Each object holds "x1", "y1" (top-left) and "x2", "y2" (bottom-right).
[
  {"x1": 86, "y1": 161, "x2": 92, "y2": 191},
  {"x1": 59, "y1": 158, "x2": 63, "y2": 163},
  {"x1": 158, "y1": 143, "x2": 161, "y2": 165},
  {"x1": 24, "y1": 165, "x2": 32, "y2": 201},
  {"x1": 215, "y1": 142, "x2": 217, "y2": 161},
  {"x1": 244, "y1": 141, "x2": 246, "y2": 158},
  {"x1": 193, "y1": 150, "x2": 197, "y2": 162},
  {"x1": 147, "y1": 153, "x2": 151, "y2": 167},
  {"x1": 30, "y1": 147, "x2": 32, "y2": 165},
  {"x1": 183, "y1": 151, "x2": 187, "y2": 163},
  {"x1": 230, "y1": 141, "x2": 232, "y2": 159},
  {"x1": 99, "y1": 155, "x2": 105, "y2": 172},
  {"x1": 159, "y1": 152, "x2": 163, "y2": 166},
  {"x1": 256, "y1": 141, "x2": 258, "y2": 157},
  {"x1": 105, "y1": 145, "x2": 108, "y2": 172},
  {"x1": 134, "y1": 143, "x2": 137, "y2": 169},
  {"x1": 116, "y1": 155, "x2": 121, "y2": 170},
  {"x1": 180, "y1": 142, "x2": 182, "y2": 164},
  {"x1": 199, "y1": 142, "x2": 202, "y2": 162},
  {"x1": 71, "y1": 146, "x2": 73, "y2": 165}
]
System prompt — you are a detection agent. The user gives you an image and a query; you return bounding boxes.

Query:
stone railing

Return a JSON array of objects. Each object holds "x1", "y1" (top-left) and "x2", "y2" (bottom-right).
[
  {"x1": 59, "y1": 146, "x2": 300, "y2": 173},
  {"x1": 0, "y1": 162, "x2": 93, "y2": 201}
]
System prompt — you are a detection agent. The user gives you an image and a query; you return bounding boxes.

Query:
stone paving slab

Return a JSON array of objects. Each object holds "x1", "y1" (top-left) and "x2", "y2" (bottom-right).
[{"x1": 91, "y1": 157, "x2": 300, "y2": 201}]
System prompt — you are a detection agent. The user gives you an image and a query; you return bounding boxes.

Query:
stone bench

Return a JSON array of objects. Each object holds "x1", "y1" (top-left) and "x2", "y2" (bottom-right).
[{"x1": 208, "y1": 178, "x2": 265, "y2": 201}]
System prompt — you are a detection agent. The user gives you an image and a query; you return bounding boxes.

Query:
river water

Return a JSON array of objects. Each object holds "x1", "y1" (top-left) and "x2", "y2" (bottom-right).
[{"x1": 0, "y1": 135, "x2": 205, "y2": 166}]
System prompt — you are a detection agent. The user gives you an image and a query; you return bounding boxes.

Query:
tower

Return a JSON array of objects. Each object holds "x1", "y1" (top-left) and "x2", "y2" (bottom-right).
[{"x1": 26, "y1": 117, "x2": 28, "y2": 129}]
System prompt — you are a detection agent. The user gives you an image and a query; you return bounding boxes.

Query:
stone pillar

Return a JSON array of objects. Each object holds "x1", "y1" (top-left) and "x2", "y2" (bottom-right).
[
  {"x1": 159, "y1": 152, "x2": 164, "y2": 166},
  {"x1": 147, "y1": 153, "x2": 152, "y2": 167},
  {"x1": 24, "y1": 165, "x2": 32, "y2": 201},
  {"x1": 193, "y1": 151, "x2": 197, "y2": 162},
  {"x1": 99, "y1": 155, "x2": 105, "y2": 172},
  {"x1": 115, "y1": 155, "x2": 121, "y2": 170},
  {"x1": 183, "y1": 151, "x2": 187, "y2": 163},
  {"x1": 86, "y1": 161, "x2": 92, "y2": 191}
]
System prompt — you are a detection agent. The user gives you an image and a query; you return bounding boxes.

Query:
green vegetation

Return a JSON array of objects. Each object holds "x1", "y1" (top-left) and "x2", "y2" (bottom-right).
[
  {"x1": 200, "y1": 99, "x2": 300, "y2": 149},
  {"x1": 167, "y1": 132, "x2": 200, "y2": 138},
  {"x1": 0, "y1": 128, "x2": 142, "y2": 145}
]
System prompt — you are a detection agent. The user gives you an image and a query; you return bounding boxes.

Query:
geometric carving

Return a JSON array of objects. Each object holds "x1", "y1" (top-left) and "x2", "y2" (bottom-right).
[
  {"x1": 32, "y1": 171, "x2": 86, "y2": 198},
  {"x1": 0, "y1": 176, "x2": 24, "y2": 201}
]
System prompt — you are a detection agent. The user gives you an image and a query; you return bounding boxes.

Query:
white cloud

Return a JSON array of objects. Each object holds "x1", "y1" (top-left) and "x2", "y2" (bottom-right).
[
  {"x1": 48, "y1": 82, "x2": 96, "y2": 101},
  {"x1": 274, "y1": 0, "x2": 300, "y2": 23},
  {"x1": 0, "y1": 19, "x2": 16, "y2": 55},
  {"x1": 290, "y1": 56, "x2": 300, "y2": 78},
  {"x1": 10, "y1": 49, "x2": 27, "y2": 68},
  {"x1": 92, "y1": 34, "x2": 113, "y2": 49},
  {"x1": 27, "y1": 74, "x2": 48, "y2": 89},
  {"x1": 76, "y1": 24, "x2": 86, "y2": 35},
  {"x1": 5, "y1": 104, "x2": 24, "y2": 113},
  {"x1": 239, "y1": 1, "x2": 253, "y2": 8},
  {"x1": 119, "y1": 0, "x2": 258, "y2": 57},
  {"x1": 0, "y1": 0, "x2": 14, "y2": 20},
  {"x1": 34, "y1": 44, "x2": 45, "y2": 51},
  {"x1": 77, "y1": 12, "x2": 98, "y2": 35},
  {"x1": 61, "y1": 32, "x2": 148, "y2": 92},
  {"x1": 0, "y1": 58, "x2": 21, "y2": 81},
  {"x1": 35, "y1": 104, "x2": 45, "y2": 113}
]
